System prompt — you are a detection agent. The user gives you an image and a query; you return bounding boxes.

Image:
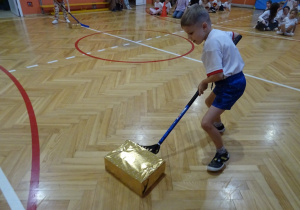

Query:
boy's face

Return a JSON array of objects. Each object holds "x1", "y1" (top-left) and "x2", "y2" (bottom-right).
[
  {"x1": 182, "y1": 21, "x2": 210, "y2": 45},
  {"x1": 266, "y1": 2, "x2": 271, "y2": 8},
  {"x1": 290, "y1": 11, "x2": 296, "y2": 18},
  {"x1": 283, "y1": 8, "x2": 290, "y2": 15}
]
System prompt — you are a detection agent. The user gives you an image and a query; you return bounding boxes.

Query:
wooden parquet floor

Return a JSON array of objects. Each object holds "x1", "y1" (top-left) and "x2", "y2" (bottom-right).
[{"x1": 0, "y1": 5, "x2": 299, "y2": 210}]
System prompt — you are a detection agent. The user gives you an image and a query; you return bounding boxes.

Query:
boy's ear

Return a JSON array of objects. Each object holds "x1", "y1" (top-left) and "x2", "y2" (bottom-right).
[{"x1": 202, "y1": 22, "x2": 208, "y2": 30}]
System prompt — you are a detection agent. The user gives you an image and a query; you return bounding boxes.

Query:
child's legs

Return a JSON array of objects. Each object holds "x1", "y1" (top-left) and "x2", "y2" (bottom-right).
[
  {"x1": 150, "y1": 8, "x2": 157, "y2": 14},
  {"x1": 201, "y1": 106, "x2": 225, "y2": 149},
  {"x1": 53, "y1": 1, "x2": 59, "y2": 20},
  {"x1": 59, "y1": 1, "x2": 68, "y2": 20},
  {"x1": 205, "y1": 91, "x2": 221, "y2": 123},
  {"x1": 286, "y1": 25, "x2": 294, "y2": 33},
  {"x1": 268, "y1": 21, "x2": 278, "y2": 30},
  {"x1": 292, "y1": 24, "x2": 296, "y2": 33},
  {"x1": 176, "y1": 11, "x2": 184, "y2": 18},
  {"x1": 172, "y1": 10, "x2": 178, "y2": 18}
]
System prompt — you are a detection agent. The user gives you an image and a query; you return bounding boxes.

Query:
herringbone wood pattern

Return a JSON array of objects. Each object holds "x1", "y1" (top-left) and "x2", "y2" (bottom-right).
[{"x1": 0, "y1": 5, "x2": 299, "y2": 210}]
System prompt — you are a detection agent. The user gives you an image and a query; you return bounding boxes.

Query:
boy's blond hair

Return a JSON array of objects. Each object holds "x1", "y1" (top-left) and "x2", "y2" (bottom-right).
[{"x1": 181, "y1": 4, "x2": 211, "y2": 27}]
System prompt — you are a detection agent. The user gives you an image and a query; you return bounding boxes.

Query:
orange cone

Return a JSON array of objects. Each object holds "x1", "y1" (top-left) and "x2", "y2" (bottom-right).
[{"x1": 160, "y1": 2, "x2": 167, "y2": 17}]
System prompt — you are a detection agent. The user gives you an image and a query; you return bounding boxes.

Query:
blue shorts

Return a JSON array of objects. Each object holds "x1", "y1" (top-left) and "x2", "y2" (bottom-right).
[{"x1": 212, "y1": 71, "x2": 246, "y2": 110}]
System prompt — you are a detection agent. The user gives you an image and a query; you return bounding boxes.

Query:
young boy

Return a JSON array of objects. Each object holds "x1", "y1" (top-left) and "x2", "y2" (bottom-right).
[
  {"x1": 52, "y1": 0, "x2": 70, "y2": 24},
  {"x1": 276, "y1": 5, "x2": 290, "y2": 27},
  {"x1": 181, "y1": 4, "x2": 246, "y2": 172}
]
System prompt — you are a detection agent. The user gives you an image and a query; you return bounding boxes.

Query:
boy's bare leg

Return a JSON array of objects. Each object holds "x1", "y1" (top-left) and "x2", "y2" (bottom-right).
[
  {"x1": 286, "y1": 25, "x2": 294, "y2": 33},
  {"x1": 201, "y1": 106, "x2": 225, "y2": 149},
  {"x1": 205, "y1": 92, "x2": 221, "y2": 123},
  {"x1": 281, "y1": 25, "x2": 286, "y2": 33}
]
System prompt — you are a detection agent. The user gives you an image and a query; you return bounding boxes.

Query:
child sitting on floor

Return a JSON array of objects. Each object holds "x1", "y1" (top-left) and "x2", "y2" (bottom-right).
[{"x1": 277, "y1": 8, "x2": 298, "y2": 36}]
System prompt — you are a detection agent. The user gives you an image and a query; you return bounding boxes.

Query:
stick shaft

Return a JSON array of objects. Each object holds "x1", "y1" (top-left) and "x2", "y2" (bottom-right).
[{"x1": 158, "y1": 91, "x2": 199, "y2": 145}]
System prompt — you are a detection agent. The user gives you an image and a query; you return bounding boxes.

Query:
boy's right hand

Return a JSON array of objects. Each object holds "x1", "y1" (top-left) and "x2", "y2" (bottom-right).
[{"x1": 198, "y1": 81, "x2": 208, "y2": 95}]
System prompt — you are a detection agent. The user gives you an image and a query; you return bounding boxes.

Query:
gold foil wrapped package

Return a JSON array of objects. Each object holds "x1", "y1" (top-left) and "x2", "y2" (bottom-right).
[{"x1": 105, "y1": 140, "x2": 166, "y2": 196}]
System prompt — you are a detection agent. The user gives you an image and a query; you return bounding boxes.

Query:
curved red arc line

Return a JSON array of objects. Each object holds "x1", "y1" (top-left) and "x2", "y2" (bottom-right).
[
  {"x1": 0, "y1": 66, "x2": 40, "y2": 210},
  {"x1": 75, "y1": 29, "x2": 195, "y2": 63}
]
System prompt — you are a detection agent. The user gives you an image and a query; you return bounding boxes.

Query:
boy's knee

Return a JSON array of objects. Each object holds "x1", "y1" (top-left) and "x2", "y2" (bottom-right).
[{"x1": 201, "y1": 119, "x2": 212, "y2": 131}]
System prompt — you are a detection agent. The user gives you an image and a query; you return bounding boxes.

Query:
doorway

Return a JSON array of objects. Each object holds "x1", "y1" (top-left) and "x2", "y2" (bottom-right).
[{"x1": 0, "y1": 0, "x2": 21, "y2": 18}]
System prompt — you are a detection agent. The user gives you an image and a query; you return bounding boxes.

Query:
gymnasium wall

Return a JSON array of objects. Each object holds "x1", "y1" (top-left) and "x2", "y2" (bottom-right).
[
  {"x1": 232, "y1": 0, "x2": 256, "y2": 7},
  {"x1": 21, "y1": 0, "x2": 108, "y2": 15},
  {"x1": 20, "y1": 0, "x2": 42, "y2": 15}
]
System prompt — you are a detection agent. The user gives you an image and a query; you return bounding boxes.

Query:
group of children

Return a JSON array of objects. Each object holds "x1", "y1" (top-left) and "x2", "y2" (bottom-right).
[
  {"x1": 149, "y1": 0, "x2": 232, "y2": 18},
  {"x1": 255, "y1": 0, "x2": 299, "y2": 36}
]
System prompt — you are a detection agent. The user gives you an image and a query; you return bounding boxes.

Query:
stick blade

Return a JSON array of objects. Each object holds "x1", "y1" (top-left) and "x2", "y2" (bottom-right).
[
  {"x1": 80, "y1": 23, "x2": 89, "y2": 28},
  {"x1": 139, "y1": 144, "x2": 160, "y2": 154}
]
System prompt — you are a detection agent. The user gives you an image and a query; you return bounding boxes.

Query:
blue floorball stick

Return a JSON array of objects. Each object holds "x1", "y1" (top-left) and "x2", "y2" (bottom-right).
[
  {"x1": 140, "y1": 34, "x2": 242, "y2": 154},
  {"x1": 54, "y1": 0, "x2": 89, "y2": 28},
  {"x1": 140, "y1": 90, "x2": 199, "y2": 154}
]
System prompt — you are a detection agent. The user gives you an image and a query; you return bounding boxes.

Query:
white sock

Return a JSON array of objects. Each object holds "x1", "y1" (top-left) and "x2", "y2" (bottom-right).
[{"x1": 217, "y1": 146, "x2": 227, "y2": 154}]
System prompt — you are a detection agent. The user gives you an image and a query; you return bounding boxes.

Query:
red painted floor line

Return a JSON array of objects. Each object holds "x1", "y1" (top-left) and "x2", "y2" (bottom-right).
[{"x1": 0, "y1": 66, "x2": 40, "y2": 210}]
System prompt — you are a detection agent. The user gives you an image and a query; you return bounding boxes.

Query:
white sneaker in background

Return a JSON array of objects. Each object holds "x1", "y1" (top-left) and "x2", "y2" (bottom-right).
[
  {"x1": 284, "y1": 32, "x2": 294, "y2": 36},
  {"x1": 276, "y1": 31, "x2": 283, "y2": 35},
  {"x1": 66, "y1": 18, "x2": 70, "y2": 23},
  {"x1": 52, "y1": 19, "x2": 58, "y2": 24}
]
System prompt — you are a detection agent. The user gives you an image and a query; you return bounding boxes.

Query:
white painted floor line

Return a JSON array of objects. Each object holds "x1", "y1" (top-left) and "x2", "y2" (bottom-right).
[
  {"x1": 26, "y1": 64, "x2": 38, "y2": 69},
  {"x1": 87, "y1": 52, "x2": 91, "y2": 54},
  {"x1": 111, "y1": 46, "x2": 118, "y2": 49},
  {"x1": 215, "y1": 25, "x2": 297, "y2": 41},
  {"x1": 146, "y1": 38, "x2": 152, "y2": 40},
  {"x1": 9, "y1": 70, "x2": 16, "y2": 72},
  {"x1": 47, "y1": 60, "x2": 58, "y2": 64},
  {"x1": 123, "y1": 43, "x2": 130, "y2": 46},
  {"x1": 0, "y1": 168, "x2": 25, "y2": 210},
  {"x1": 244, "y1": 74, "x2": 300, "y2": 92},
  {"x1": 66, "y1": 56, "x2": 75, "y2": 59},
  {"x1": 98, "y1": 49, "x2": 105, "y2": 52},
  {"x1": 136, "y1": 40, "x2": 142, "y2": 43},
  {"x1": 156, "y1": 36, "x2": 161, "y2": 38}
]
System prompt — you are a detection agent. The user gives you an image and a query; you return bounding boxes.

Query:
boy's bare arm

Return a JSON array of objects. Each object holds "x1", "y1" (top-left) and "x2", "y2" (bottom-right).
[{"x1": 198, "y1": 73, "x2": 224, "y2": 95}]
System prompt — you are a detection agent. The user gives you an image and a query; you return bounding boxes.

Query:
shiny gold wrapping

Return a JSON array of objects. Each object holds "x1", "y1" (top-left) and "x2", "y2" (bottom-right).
[{"x1": 105, "y1": 140, "x2": 165, "y2": 196}]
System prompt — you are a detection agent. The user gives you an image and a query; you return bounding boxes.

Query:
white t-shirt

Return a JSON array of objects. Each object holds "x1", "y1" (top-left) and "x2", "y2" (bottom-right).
[
  {"x1": 276, "y1": 10, "x2": 289, "y2": 25},
  {"x1": 223, "y1": 1, "x2": 231, "y2": 10},
  {"x1": 203, "y1": 2, "x2": 211, "y2": 9},
  {"x1": 202, "y1": 29, "x2": 244, "y2": 77},
  {"x1": 286, "y1": 0, "x2": 295, "y2": 9},
  {"x1": 154, "y1": 2, "x2": 163, "y2": 9},
  {"x1": 283, "y1": 17, "x2": 298, "y2": 28},
  {"x1": 163, "y1": 2, "x2": 172, "y2": 13}
]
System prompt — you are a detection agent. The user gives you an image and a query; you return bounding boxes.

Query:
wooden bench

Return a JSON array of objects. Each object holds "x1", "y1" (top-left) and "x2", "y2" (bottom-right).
[{"x1": 40, "y1": 2, "x2": 109, "y2": 14}]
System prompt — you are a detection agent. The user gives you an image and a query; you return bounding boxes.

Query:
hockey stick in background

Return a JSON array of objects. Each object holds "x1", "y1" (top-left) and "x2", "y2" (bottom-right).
[
  {"x1": 140, "y1": 34, "x2": 243, "y2": 154},
  {"x1": 54, "y1": 0, "x2": 89, "y2": 28}
]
